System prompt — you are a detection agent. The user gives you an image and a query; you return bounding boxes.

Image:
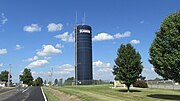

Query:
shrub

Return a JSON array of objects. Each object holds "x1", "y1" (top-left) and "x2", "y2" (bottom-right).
[{"x1": 133, "y1": 80, "x2": 148, "y2": 88}]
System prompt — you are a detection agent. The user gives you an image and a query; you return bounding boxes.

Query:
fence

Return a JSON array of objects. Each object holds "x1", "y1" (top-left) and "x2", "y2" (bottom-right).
[
  {"x1": 147, "y1": 80, "x2": 180, "y2": 89},
  {"x1": 61, "y1": 80, "x2": 112, "y2": 86}
]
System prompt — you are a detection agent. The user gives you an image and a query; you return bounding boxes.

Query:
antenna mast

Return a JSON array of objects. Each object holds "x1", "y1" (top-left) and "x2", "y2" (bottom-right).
[{"x1": 83, "y1": 12, "x2": 86, "y2": 25}]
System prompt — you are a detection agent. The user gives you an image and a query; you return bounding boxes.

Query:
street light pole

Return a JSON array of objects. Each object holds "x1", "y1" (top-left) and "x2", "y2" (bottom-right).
[{"x1": 7, "y1": 64, "x2": 11, "y2": 87}]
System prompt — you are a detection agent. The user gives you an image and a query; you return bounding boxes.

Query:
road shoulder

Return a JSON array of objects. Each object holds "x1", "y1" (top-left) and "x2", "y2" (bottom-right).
[{"x1": 43, "y1": 86, "x2": 81, "y2": 101}]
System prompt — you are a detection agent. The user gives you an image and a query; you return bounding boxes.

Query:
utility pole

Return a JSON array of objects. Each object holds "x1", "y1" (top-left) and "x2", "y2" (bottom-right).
[{"x1": 7, "y1": 64, "x2": 11, "y2": 87}]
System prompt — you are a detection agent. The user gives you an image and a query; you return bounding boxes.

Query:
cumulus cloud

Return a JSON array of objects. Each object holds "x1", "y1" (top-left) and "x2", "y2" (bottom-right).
[
  {"x1": 24, "y1": 56, "x2": 38, "y2": 62},
  {"x1": 1, "y1": 13, "x2": 8, "y2": 25},
  {"x1": 24, "y1": 24, "x2": 41, "y2": 32},
  {"x1": 0, "y1": 49, "x2": 7, "y2": 55},
  {"x1": 47, "y1": 23, "x2": 63, "y2": 32},
  {"x1": 34, "y1": 64, "x2": 74, "y2": 77},
  {"x1": 93, "y1": 33, "x2": 114, "y2": 41},
  {"x1": 44, "y1": 57, "x2": 52, "y2": 60},
  {"x1": 26, "y1": 60, "x2": 48, "y2": 68},
  {"x1": 37, "y1": 44, "x2": 62, "y2": 56},
  {"x1": 54, "y1": 32, "x2": 74, "y2": 42},
  {"x1": 130, "y1": 39, "x2": 140, "y2": 44},
  {"x1": 32, "y1": 64, "x2": 74, "y2": 78},
  {"x1": 93, "y1": 60, "x2": 111, "y2": 68},
  {"x1": 55, "y1": 43, "x2": 64, "y2": 49},
  {"x1": 57, "y1": 64, "x2": 74, "y2": 74},
  {"x1": 93, "y1": 31, "x2": 131, "y2": 41},
  {"x1": 93, "y1": 60, "x2": 113, "y2": 80},
  {"x1": 15, "y1": 44, "x2": 24, "y2": 50},
  {"x1": 114, "y1": 31, "x2": 131, "y2": 38}
]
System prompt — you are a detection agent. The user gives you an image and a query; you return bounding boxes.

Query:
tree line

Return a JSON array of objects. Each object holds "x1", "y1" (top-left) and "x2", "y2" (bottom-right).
[{"x1": 19, "y1": 68, "x2": 43, "y2": 86}]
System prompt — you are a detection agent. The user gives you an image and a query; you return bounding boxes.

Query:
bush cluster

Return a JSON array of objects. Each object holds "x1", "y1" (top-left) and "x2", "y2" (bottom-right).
[{"x1": 133, "y1": 80, "x2": 148, "y2": 88}]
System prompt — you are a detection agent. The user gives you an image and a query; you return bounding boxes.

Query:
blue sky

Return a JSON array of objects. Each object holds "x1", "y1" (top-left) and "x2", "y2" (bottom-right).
[{"x1": 0, "y1": 0, "x2": 180, "y2": 83}]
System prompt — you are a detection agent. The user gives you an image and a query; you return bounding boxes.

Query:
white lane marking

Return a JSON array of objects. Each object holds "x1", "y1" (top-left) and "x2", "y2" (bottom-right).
[
  {"x1": 22, "y1": 87, "x2": 30, "y2": 93},
  {"x1": 41, "y1": 87, "x2": 47, "y2": 101}
]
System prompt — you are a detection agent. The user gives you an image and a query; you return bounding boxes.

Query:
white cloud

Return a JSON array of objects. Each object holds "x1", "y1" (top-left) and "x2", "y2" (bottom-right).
[
  {"x1": 24, "y1": 24, "x2": 41, "y2": 32},
  {"x1": 15, "y1": 44, "x2": 24, "y2": 50},
  {"x1": 44, "y1": 57, "x2": 52, "y2": 60},
  {"x1": 130, "y1": 39, "x2": 140, "y2": 44},
  {"x1": 93, "y1": 33, "x2": 114, "y2": 41},
  {"x1": 114, "y1": 31, "x2": 131, "y2": 38},
  {"x1": 57, "y1": 64, "x2": 74, "y2": 73},
  {"x1": 38, "y1": 64, "x2": 74, "y2": 77},
  {"x1": 24, "y1": 56, "x2": 38, "y2": 62},
  {"x1": 93, "y1": 32, "x2": 131, "y2": 41},
  {"x1": 37, "y1": 44, "x2": 62, "y2": 56},
  {"x1": 0, "y1": 63, "x2": 3, "y2": 67},
  {"x1": 54, "y1": 32, "x2": 74, "y2": 42},
  {"x1": 55, "y1": 43, "x2": 64, "y2": 49},
  {"x1": 93, "y1": 60, "x2": 111, "y2": 68},
  {"x1": 0, "y1": 49, "x2": 7, "y2": 55},
  {"x1": 93, "y1": 60, "x2": 113, "y2": 80},
  {"x1": 26, "y1": 60, "x2": 48, "y2": 68},
  {"x1": 1, "y1": 13, "x2": 8, "y2": 25},
  {"x1": 47, "y1": 23, "x2": 63, "y2": 32}
]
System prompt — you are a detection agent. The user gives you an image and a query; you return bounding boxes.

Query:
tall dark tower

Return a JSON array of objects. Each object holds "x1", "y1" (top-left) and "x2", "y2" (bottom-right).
[{"x1": 75, "y1": 25, "x2": 93, "y2": 85}]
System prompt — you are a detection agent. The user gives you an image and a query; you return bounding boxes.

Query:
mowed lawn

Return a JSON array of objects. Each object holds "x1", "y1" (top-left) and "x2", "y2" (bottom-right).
[{"x1": 45, "y1": 85, "x2": 180, "y2": 101}]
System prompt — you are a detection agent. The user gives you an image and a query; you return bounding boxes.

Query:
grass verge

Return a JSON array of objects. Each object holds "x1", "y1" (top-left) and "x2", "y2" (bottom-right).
[
  {"x1": 50, "y1": 85, "x2": 180, "y2": 101},
  {"x1": 42, "y1": 86, "x2": 59, "y2": 101}
]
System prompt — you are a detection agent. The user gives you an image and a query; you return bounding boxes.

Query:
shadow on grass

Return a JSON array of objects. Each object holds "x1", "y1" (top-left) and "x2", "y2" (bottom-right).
[
  {"x1": 118, "y1": 89, "x2": 141, "y2": 92},
  {"x1": 147, "y1": 94, "x2": 180, "y2": 100}
]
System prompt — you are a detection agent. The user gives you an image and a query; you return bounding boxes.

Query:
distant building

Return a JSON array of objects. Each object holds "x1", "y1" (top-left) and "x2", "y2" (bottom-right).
[{"x1": 75, "y1": 25, "x2": 93, "y2": 84}]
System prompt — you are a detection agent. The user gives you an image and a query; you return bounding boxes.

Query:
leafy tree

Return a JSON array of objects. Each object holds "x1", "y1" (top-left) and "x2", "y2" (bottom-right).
[
  {"x1": 138, "y1": 75, "x2": 146, "y2": 80},
  {"x1": 64, "y1": 77, "x2": 74, "y2": 85},
  {"x1": 19, "y1": 68, "x2": 33, "y2": 86},
  {"x1": 54, "y1": 79, "x2": 58, "y2": 85},
  {"x1": 33, "y1": 77, "x2": 43, "y2": 86},
  {"x1": 154, "y1": 78, "x2": 161, "y2": 81},
  {"x1": 0, "y1": 70, "x2": 12, "y2": 83},
  {"x1": 113, "y1": 44, "x2": 143, "y2": 92},
  {"x1": 149, "y1": 11, "x2": 180, "y2": 83}
]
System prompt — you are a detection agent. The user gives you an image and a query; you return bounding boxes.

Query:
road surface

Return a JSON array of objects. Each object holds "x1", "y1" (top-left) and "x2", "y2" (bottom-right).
[{"x1": 0, "y1": 86, "x2": 45, "y2": 101}]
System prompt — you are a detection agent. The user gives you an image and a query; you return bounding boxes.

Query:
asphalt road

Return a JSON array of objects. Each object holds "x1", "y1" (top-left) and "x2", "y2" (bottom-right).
[{"x1": 0, "y1": 86, "x2": 45, "y2": 101}]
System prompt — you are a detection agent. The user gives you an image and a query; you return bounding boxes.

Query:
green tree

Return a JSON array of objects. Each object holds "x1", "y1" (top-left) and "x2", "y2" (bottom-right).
[
  {"x1": 0, "y1": 70, "x2": 12, "y2": 83},
  {"x1": 154, "y1": 78, "x2": 161, "y2": 81},
  {"x1": 138, "y1": 75, "x2": 146, "y2": 80},
  {"x1": 33, "y1": 77, "x2": 43, "y2": 86},
  {"x1": 113, "y1": 44, "x2": 143, "y2": 92},
  {"x1": 19, "y1": 68, "x2": 33, "y2": 86},
  {"x1": 149, "y1": 12, "x2": 180, "y2": 83},
  {"x1": 54, "y1": 79, "x2": 58, "y2": 85},
  {"x1": 64, "y1": 77, "x2": 74, "y2": 85}
]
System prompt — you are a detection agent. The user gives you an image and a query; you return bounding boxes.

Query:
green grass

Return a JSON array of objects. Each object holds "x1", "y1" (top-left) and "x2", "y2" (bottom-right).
[
  {"x1": 42, "y1": 86, "x2": 59, "y2": 101},
  {"x1": 50, "y1": 85, "x2": 180, "y2": 101}
]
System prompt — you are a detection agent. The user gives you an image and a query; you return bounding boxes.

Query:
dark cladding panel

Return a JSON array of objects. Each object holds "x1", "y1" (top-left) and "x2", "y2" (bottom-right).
[{"x1": 76, "y1": 25, "x2": 93, "y2": 84}]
